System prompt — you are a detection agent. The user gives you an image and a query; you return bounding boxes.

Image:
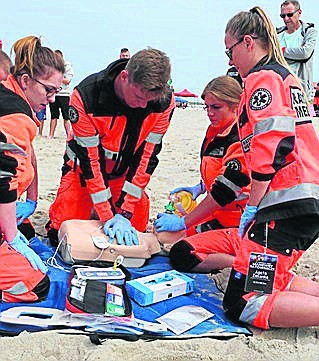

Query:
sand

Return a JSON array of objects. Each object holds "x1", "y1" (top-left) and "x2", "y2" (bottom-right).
[{"x1": 1, "y1": 108, "x2": 319, "y2": 360}]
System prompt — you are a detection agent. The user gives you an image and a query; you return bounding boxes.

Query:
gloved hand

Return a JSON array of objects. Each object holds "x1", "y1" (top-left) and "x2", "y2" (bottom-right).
[
  {"x1": 170, "y1": 182, "x2": 206, "y2": 200},
  {"x1": 16, "y1": 199, "x2": 37, "y2": 225},
  {"x1": 9, "y1": 231, "x2": 48, "y2": 274},
  {"x1": 103, "y1": 214, "x2": 139, "y2": 246},
  {"x1": 239, "y1": 205, "x2": 258, "y2": 238},
  {"x1": 154, "y1": 213, "x2": 186, "y2": 232}
]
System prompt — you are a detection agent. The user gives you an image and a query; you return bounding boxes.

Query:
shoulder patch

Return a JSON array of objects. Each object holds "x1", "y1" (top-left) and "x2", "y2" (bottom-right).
[
  {"x1": 249, "y1": 88, "x2": 272, "y2": 110},
  {"x1": 226, "y1": 158, "x2": 241, "y2": 171},
  {"x1": 69, "y1": 106, "x2": 79, "y2": 123}
]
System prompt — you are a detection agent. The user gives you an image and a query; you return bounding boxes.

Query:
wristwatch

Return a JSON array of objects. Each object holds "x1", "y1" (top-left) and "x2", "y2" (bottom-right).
[{"x1": 120, "y1": 209, "x2": 133, "y2": 220}]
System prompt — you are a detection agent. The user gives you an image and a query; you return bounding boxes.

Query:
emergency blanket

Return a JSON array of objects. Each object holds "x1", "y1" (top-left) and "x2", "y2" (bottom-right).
[{"x1": 0, "y1": 238, "x2": 251, "y2": 338}]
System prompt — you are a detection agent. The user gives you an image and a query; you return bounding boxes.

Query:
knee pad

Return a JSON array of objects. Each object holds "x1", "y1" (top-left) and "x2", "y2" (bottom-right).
[
  {"x1": 169, "y1": 240, "x2": 201, "y2": 272},
  {"x1": 223, "y1": 268, "x2": 247, "y2": 322},
  {"x1": 18, "y1": 221, "x2": 35, "y2": 240},
  {"x1": 33, "y1": 274, "x2": 50, "y2": 302}
]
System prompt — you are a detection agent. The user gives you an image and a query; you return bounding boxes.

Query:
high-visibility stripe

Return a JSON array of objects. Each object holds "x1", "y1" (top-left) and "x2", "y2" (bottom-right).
[
  {"x1": 259, "y1": 183, "x2": 319, "y2": 210},
  {"x1": 4, "y1": 280, "x2": 28, "y2": 295},
  {"x1": 239, "y1": 293, "x2": 267, "y2": 324},
  {"x1": 254, "y1": 116, "x2": 295, "y2": 135},
  {"x1": 90, "y1": 188, "x2": 112, "y2": 204},
  {"x1": 215, "y1": 175, "x2": 242, "y2": 197},
  {"x1": 145, "y1": 132, "x2": 163, "y2": 144},
  {"x1": 103, "y1": 147, "x2": 118, "y2": 160},
  {"x1": 0, "y1": 170, "x2": 14, "y2": 178},
  {"x1": 74, "y1": 134, "x2": 99, "y2": 147},
  {"x1": 65, "y1": 144, "x2": 79, "y2": 164},
  {"x1": 122, "y1": 181, "x2": 143, "y2": 199},
  {"x1": 0, "y1": 142, "x2": 27, "y2": 157}
]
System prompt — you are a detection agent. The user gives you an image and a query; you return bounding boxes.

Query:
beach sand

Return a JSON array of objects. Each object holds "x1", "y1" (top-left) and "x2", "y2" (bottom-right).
[{"x1": 1, "y1": 108, "x2": 319, "y2": 360}]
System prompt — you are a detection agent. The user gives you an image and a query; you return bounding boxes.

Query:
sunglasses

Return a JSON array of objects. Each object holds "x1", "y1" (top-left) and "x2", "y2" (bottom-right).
[
  {"x1": 32, "y1": 78, "x2": 62, "y2": 96},
  {"x1": 225, "y1": 38, "x2": 244, "y2": 60},
  {"x1": 280, "y1": 9, "x2": 299, "y2": 18}
]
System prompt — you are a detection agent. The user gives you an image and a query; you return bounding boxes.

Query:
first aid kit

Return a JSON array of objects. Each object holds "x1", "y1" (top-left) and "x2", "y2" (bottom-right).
[
  {"x1": 66, "y1": 260, "x2": 132, "y2": 317},
  {"x1": 126, "y1": 270, "x2": 194, "y2": 306},
  {"x1": 58, "y1": 219, "x2": 161, "y2": 268}
]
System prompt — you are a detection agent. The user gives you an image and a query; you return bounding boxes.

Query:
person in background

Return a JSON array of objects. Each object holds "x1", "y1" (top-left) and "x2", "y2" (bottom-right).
[
  {"x1": 36, "y1": 107, "x2": 46, "y2": 136},
  {"x1": 226, "y1": 66, "x2": 243, "y2": 88},
  {"x1": 154, "y1": 76, "x2": 250, "y2": 273},
  {"x1": 277, "y1": 1, "x2": 317, "y2": 102},
  {"x1": 48, "y1": 50, "x2": 73, "y2": 139},
  {"x1": 0, "y1": 49, "x2": 12, "y2": 82},
  {"x1": 119, "y1": 47, "x2": 130, "y2": 59},
  {"x1": 46, "y1": 48, "x2": 175, "y2": 247},
  {"x1": 312, "y1": 81, "x2": 319, "y2": 116},
  {"x1": 223, "y1": 6, "x2": 319, "y2": 330},
  {"x1": 0, "y1": 36, "x2": 64, "y2": 302}
]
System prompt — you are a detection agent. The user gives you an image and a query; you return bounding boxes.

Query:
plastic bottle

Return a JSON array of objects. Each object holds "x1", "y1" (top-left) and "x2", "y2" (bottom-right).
[{"x1": 164, "y1": 191, "x2": 197, "y2": 217}]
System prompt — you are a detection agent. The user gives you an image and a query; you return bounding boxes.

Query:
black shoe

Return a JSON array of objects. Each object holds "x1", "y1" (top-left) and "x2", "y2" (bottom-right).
[{"x1": 45, "y1": 220, "x2": 59, "y2": 247}]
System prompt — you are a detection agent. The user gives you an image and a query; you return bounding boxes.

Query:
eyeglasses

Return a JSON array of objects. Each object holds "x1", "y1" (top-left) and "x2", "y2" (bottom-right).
[
  {"x1": 279, "y1": 9, "x2": 299, "y2": 18},
  {"x1": 32, "y1": 78, "x2": 62, "y2": 96},
  {"x1": 225, "y1": 38, "x2": 244, "y2": 60}
]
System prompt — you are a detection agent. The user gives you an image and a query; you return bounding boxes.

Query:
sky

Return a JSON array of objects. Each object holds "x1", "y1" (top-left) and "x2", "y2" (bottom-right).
[{"x1": 1, "y1": 0, "x2": 319, "y2": 96}]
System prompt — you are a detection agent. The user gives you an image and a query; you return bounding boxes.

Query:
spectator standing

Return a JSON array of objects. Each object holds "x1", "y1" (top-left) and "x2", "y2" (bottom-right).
[
  {"x1": 119, "y1": 47, "x2": 130, "y2": 59},
  {"x1": 48, "y1": 50, "x2": 73, "y2": 138},
  {"x1": 277, "y1": 1, "x2": 317, "y2": 101}
]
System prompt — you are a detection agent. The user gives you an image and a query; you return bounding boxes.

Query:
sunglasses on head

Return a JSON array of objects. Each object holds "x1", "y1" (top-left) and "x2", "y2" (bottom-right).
[{"x1": 280, "y1": 8, "x2": 299, "y2": 18}]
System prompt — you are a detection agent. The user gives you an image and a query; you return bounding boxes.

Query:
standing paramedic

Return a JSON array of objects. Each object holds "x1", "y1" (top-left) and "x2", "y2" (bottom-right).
[
  {"x1": 223, "y1": 6, "x2": 319, "y2": 330},
  {"x1": 47, "y1": 48, "x2": 175, "y2": 246},
  {"x1": 277, "y1": 1, "x2": 317, "y2": 102},
  {"x1": 0, "y1": 36, "x2": 64, "y2": 302}
]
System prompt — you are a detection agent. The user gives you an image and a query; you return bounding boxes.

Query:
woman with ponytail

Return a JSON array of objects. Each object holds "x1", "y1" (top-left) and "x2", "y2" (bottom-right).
[
  {"x1": 0, "y1": 36, "x2": 64, "y2": 302},
  {"x1": 223, "y1": 7, "x2": 319, "y2": 329}
]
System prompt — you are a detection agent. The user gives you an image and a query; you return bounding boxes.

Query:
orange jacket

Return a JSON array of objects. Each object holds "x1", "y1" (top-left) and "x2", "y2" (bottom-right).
[
  {"x1": 0, "y1": 75, "x2": 39, "y2": 203},
  {"x1": 238, "y1": 61, "x2": 319, "y2": 221},
  {"x1": 200, "y1": 122, "x2": 250, "y2": 225},
  {"x1": 64, "y1": 60, "x2": 175, "y2": 221}
]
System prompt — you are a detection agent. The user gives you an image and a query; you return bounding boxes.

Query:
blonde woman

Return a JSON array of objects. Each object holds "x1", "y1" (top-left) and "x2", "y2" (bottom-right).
[{"x1": 223, "y1": 7, "x2": 319, "y2": 329}]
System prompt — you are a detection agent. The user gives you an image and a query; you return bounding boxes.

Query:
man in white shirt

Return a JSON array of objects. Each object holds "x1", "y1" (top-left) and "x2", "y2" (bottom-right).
[{"x1": 277, "y1": 1, "x2": 317, "y2": 101}]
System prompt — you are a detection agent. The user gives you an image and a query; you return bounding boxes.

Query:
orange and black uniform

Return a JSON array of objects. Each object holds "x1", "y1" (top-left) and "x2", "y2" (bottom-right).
[
  {"x1": 0, "y1": 75, "x2": 49, "y2": 303},
  {"x1": 170, "y1": 120, "x2": 250, "y2": 271},
  {"x1": 223, "y1": 59, "x2": 319, "y2": 329},
  {"x1": 48, "y1": 59, "x2": 175, "y2": 237}
]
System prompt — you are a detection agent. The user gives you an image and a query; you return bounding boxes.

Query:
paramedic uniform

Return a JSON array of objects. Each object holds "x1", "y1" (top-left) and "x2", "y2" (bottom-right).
[
  {"x1": 170, "y1": 120, "x2": 250, "y2": 271},
  {"x1": 0, "y1": 75, "x2": 49, "y2": 302},
  {"x1": 48, "y1": 59, "x2": 175, "y2": 234},
  {"x1": 223, "y1": 59, "x2": 319, "y2": 329}
]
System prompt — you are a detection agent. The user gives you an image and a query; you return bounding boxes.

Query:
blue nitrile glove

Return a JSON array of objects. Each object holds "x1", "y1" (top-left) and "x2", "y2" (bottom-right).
[
  {"x1": 239, "y1": 205, "x2": 258, "y2": 238},
  {"x1": 9, "y1": 231, "x2": 48, "y2": 274},
  {"x1": 16, "y1": 199, "x2": 37, "y2": 225},
  {"x1": 170, "y1": 182, "x2": 206, "y2": 200},
  {"x1": 103, "y1": 214, "x2": 139, "y2": 246},
  {"x1": 154, "y1": 213, "x2": 186, "y2": 232}
]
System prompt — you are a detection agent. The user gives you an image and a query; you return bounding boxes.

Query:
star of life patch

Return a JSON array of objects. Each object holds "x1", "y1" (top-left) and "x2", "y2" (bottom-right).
[
  {"x1": 226, "y1": 158, "x2": 241, "y2": 171},
  {"x1": 69, "y1": 106, "x2": 79, "y2": 123},
  {"x1": 249, "y1": 88, "x2": 272, "y2": 110}
]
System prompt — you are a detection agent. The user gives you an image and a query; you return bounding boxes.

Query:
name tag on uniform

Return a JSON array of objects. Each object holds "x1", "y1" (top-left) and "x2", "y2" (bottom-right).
[{"x1": 245, "y1": 252, "x2": 277, "y2": 294}]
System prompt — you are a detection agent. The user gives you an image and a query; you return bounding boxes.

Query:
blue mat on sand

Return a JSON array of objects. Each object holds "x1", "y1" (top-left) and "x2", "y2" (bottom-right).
[{"x1": 0, "y1": 238, "x2": 251, "y2": 338}]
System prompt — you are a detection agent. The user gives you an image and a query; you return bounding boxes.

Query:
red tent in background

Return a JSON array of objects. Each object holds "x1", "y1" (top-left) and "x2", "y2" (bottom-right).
[{"x1": 174, "y1": 88, "x2": 198, "y2": 97}]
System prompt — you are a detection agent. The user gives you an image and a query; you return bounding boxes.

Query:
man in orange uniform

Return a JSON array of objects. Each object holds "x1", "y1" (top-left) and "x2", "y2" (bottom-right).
[{"x1": 47, "y1": 48, "x2": 174, "y2": 246}]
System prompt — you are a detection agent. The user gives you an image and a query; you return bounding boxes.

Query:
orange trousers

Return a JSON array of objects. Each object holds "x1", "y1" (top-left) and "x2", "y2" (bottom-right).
[{"x1": 49, "y1": 171, "x2": 149, "y2": 232}]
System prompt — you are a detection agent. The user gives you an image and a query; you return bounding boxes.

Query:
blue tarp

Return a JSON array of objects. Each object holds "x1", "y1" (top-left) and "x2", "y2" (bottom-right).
[{"x1": 0, "y1": 238, "x2": 251, "y2": 338}]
